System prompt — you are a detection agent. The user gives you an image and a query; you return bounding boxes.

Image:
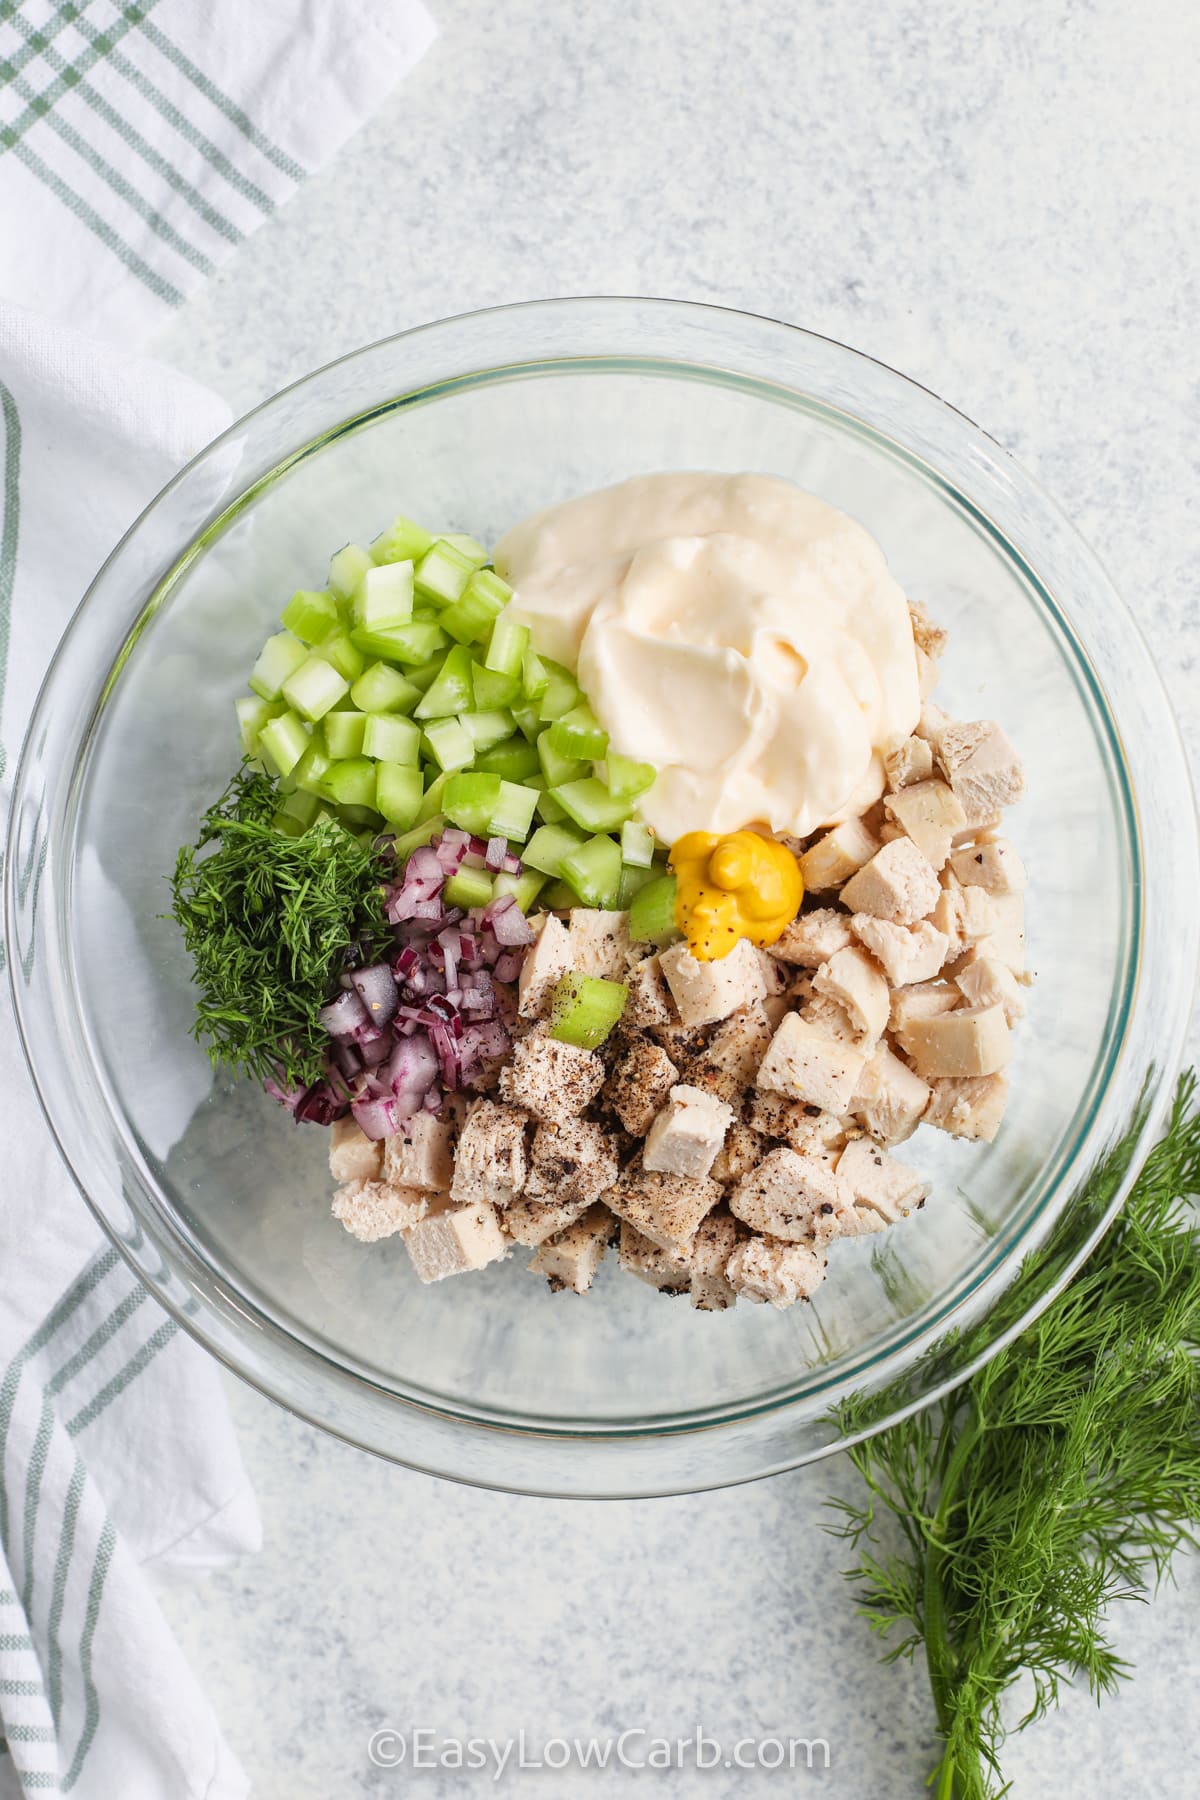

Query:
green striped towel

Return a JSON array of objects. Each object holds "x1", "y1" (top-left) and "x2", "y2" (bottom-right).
[{"x1": 0, "y1": 4, "x2": 435, "y2": 1793}]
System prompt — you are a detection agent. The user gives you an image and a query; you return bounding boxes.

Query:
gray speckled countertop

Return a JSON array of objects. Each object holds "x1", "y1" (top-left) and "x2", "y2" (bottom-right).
[{"x1": 152, "y1": 3, "x2": 1200, "y2": 1793}]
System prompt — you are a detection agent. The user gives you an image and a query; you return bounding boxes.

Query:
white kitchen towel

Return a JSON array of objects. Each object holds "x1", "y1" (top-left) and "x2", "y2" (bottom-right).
[{"x1": 0, "y1": 4, "x2": 436, "y2": 1795}]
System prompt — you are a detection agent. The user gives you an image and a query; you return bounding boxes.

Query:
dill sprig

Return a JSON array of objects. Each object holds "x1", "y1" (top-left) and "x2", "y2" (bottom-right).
[
  {"x1": 169, "y1": 767, "x2": 391, "y2": 1089},
  {"x1": 830, "y1": 1073, "x2": 1200, "y2": 1799}
]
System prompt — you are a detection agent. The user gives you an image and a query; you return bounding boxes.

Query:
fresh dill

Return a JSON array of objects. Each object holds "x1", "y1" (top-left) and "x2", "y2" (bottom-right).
[
  {"x1": 830, "y1": 1073, "x2": 1200, "y2": 1800},
  {"x1": 169, "y1": 767, "x2": 391, "y2": 1090}
]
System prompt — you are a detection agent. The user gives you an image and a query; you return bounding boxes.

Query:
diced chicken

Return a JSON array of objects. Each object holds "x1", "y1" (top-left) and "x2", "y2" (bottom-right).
[
  {"x1": 449, "y1": 1099, "x2": 530, "y2": 1206},
  {"x1": 329, "y1": 1117, "x2": 384, "y2": 1184},
  {"x1": 763, "y1": 993, "x2": 790, "y2": 1030},
  {"x1": 798, "y1": 816, "x2": 880, "y2": 892},
  {"x1": 604, "y1": 1038, "x2": 679, "y2": 1135},
  {"x1": 885, "y1": 735, "x2": 935, "y2": 791},
  {"x1": 766, "y1": 906, "x2": 855, "y2": 969},
  {"x1": 382, "y1": 1110, "x2": 455, "y2": 1192},
  {"x1": 851, "y1": 915, "x2": 951, "y2": 987},
  {"x1": 840, "y1": 837, "x2": 940, "y2": 926},
  {"x1": 851, "y1": 1043, "x2": 931, "y2": 1146},
  {"x1": 930, "y1": 880, "x2": 965, "y2": 953},
  {"x1": 836, "y1": 1137, "x2": 927, "y2": 1222},
  {"x1": 888, "y1": 980, "x2": 961, "y2": 1035},
  {"x1": 728, "y1": 1147, "x2": 856, "y2": 1246},
  {"x1": 813, "y1": 946, "x2": 889, "y2": 1043},
  {"x1": 757, "y1": 1012, "x2": 868, "y2": 1113},
  {"x1": 711, "y1": 1117, "x2": 769, "y2": 1184},
  {"x1": 949, "y1": 838, "x2": 1027, "y2": 896},
  {"x1": 683, "y1": 1207, "x2": 743, "y2": 1311},
  {"x1": 883, "y1": 779, "x2": 967, "y2": 872},
  {"x1": 623, "y1": 954, "x2": 678, "y2": 1031},
  {"x1": 957, "y1": 881, "x2": 999, "y2": 941},
  {"x1": 523, "y1": 1117, "x2": 621, "y2": 1209},
  {"x1": 617, "y1": 1220, "x2": 691, "y2": 1294},
  {"x1": 755, "y1": 947, "x2": 790, "y2": 996},
  {"x1": 498, "y1": 1032, "x2": 605, "y2": 1125},
  {"x1": 797, "y1": 992, "x2": 861, "y2": 1044},
  {"x1": 658, "y1": 936, "x2": 766, "y2": 1028},
  {"x1": 955, "y1": 957, "x2": 1025, "y2": 1027},
  {"x1": 528, "y1": 1202, "x2": 614, "y2": 1294},
  {"x1": 914, "y1": 644, "x2": 939, "y2": 699},
  {"x1": 603, "y1": 1157, "x2": 722, "y2": 1255},
  {"x1": 679, "y1": 1002, "x2": 774, "y2": 1103},
  {"x1": 517, "y1": 912, "x2": 572, "y2": 1019},
  {"x1": 567, "y1": 908, "x2": 634, "y2": 980},
  {"x1": 899, "y1": 1003, "x2": 1010, "y2": 1079},
  {"x1": 332, "y1": 1177, "x2": 430, "y2": 1242},
  {"x1": 403, "y1": 1196, "x2": 508, "y2": 1283},
  {"x1": 908, "y1": 598, "x2": 949, "y2": 660},
  {"x1": 924, "y1": 1073, "x2": 1010, "y2": 1141},
  {"x1": 916, "y1": 698, "x2": 951, "y2": 744},
  {"x1": 502, "y1": 1192, "x2": 594, "y2": 1247},
  {"x1": 748, "y1": 1093, "x2": 847, "y2": 1156},
  {"x1": 726, "y1": 1236, "x2": 828, "y2": 1308},
  {"x1": 936, "y1": 720, "x2": 1025, "y2": 824},
  {"x1": 644, "y1": 1084, "x2": 734, "y2": 1179}
]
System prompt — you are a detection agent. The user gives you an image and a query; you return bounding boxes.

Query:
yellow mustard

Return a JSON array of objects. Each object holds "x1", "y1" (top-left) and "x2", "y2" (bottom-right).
[{"x1": 669, "y1": 830, "x2": 804, "y2": 962}]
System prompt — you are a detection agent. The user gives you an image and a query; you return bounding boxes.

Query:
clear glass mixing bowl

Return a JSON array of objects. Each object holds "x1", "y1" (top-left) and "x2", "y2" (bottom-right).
[{"x1": 7, "y1": 299, "x2": 1197, "y2": 1496}]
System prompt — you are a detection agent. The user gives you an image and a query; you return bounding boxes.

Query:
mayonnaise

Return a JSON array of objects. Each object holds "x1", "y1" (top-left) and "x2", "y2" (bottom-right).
[{"x1": 494, "y1": 472, "x2": 921, "y2": 844}]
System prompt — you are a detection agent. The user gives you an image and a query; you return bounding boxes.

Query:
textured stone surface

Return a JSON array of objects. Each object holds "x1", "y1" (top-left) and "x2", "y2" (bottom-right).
[{"x1": 154, "y1": 2, "x2": 1200, "y2": 1793}]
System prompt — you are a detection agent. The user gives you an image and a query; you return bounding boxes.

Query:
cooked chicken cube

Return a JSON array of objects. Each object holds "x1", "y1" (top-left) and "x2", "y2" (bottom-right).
[
  {"x1": 329, "y1": 1117, "x2": 384, "y2": 1184},
  {"x1": 658, "y1": 936, "x2": 766, "y2": 1027},
  {"x1": 914, "y1": 644, "x2": 939, "y2": 699},
  {"x1": 604, "y1": 1157, "x2": 722, "y2": 1255},
  {"x1": 726, "y1": 1236, "x2": 828, "y2": 1309},
  {"x1": 711, "y1": 1116, "x2": 769, "y2": 1183},
  {"x1": 757, "y1": 1012, "x2": 868, "y2": 1113},
  {"x1": 683, "y1": 1207, "x2": 743, "y2": 1311},
  {"x1": 936, "y1": 719, "x2": 1025, "y2": 824},
  {"x1": 332, "y1": 1177, "x2": 430, "y2": 1242},
  {"x1": 517, "y1": 912, "x2": 572, "y2": 1018},
  {"x1": 797, "y1": 992, "x2": 861, "y2": 1044},
  {"x1": 502, "y1": 1192, "x2": 594, "y2": 1247},
  {"x1": 729, "y1": 1147, "x2": 856, "y2": 1245},
  {"x1": 617, "y1": 1220, "x2": 691, "y2": 1294},
  {"x1": 899, "y1": 1003, "x2": 1011, "y2": 1079},
  {"x1": 888, "y1": 980, "x2": 961, "y2": 1035},
  {"x1": 644, "y1": 1084, "x2": 734, "y2": 1179},
  {"x1": 812, "y1": 946, "x2": 889, "y2": 1042},
  {"x1": 678, "y1": 1002, "x2": 774, "y2": 1103},
  {"x1": 885, "y1": 734, "x2": 935, "y2": 791},
  {"x1": 840, "y1": 837, "x2": 940, "y2": 926},
  {"x1": 916, "y1": 698, "x2": 951, "y2": 744},
  {"x1": 851, "y1": 915, "x2": 952, "y2": 987},
  {"x1": 851, "y1": 1043, "x2": 931, "y2": 1146},
  {"x1": 403, "y1": 1196, "x2": 508, "y2": 1282},
  {"x1": 449, "y1": 1099, "x2": 530, "y2": 1206},
  {"x1": 755, "y1": 946, "x2": 790, "y2": 996},
  {"x1": 766, "y1": 907, "x2": 854, "y2": 969},
  {"x1": 748, "y1": 1093, "x2": 846, "y2": 1156},
  {"x1": 604, "y1": 1038, "x2": 679, "y2": 1135},
  {"x1": 623, "y1": 953, "x2": 677, "y2": 1031},
  {"x1": 883, "y1": 779, "x2": 967, "y2": 872},
  {"x1": 949, "y1": 837, "x2": 1027, "y2": 896},
  {"x1": 954, "y1": 956, "x2": 1025, "y2": 1027},
  {"x1": 837, "y1": 1137, "x2": 927, "y2": 1222},
  {"x1": 567, "y1": 908, "x2": 634, "y2": 980},
  {"x1": 498, "y1": 1032, "x2": 605, "y2": 1125},
  {"x1": 908, "y1": 598, "x2": 949, "y2": 660},
  {"x1": 924, "y1": 1073, "x2": 1010, "y2": 1141},
  {"x1": 798, "y1": 816, "x2": 879, "y2": 891},
  {"x1": 528, "y1": 1202, "x2": 614, "y2": 1294},
  {"x1": 523, "y1": 1117, "x2": 621, "y2": 1209},
  {"x1": 382, "y1": 1110, "x2": 455, "y2": 1192}
]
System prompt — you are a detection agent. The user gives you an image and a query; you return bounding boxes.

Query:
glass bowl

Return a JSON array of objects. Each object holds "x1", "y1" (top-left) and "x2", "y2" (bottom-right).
[{"x1": 7, "y1": 299, "x2": 1197, "y2": 1497}]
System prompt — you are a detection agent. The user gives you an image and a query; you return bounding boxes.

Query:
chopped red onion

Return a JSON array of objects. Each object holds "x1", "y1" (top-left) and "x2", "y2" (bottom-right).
[
  {"x1": 319, "y1": 989, "x2": 369, "y2": 1040},
  {"x1": 351, "y1": 1094, "x2": 401, "y2": 1140},
  {"x1": 485, "y1": 835, "x2": 507, "y2": 870},
  {"x1": 493, "y1": 951, "x2": 524, "y2": 984},
  {"x1": 485, "y1": 895, "x2": 537, "y2": 946}
]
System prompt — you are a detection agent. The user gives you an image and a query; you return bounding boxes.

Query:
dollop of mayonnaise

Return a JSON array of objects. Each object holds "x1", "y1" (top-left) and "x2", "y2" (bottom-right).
[{"x1": 494, "y1": 472, "x2": 921, "y2": 844}]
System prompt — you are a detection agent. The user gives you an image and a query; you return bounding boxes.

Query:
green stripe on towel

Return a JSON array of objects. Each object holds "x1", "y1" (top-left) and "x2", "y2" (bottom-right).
[{"x1": 139, "y1": 18, "x2": 304, "y2": 181}]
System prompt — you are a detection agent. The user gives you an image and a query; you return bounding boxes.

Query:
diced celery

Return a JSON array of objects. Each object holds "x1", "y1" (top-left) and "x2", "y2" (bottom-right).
[
  {"x1": 442, "y1": 772, "x2": 503, "y2": 836},
  {"x1": 605, "y1": 753, "x2": 657, "y2": 802},
  {"x1": 415, "y1": 539, "x2": 476, "y2": 605},
  {"x1": 493, "y1": 867, "x2": 548, "y2": 912},
  {"x1": 422, "y1": 717, "x2": 475, "y2": 772},
  {"x1": 275, "y1": 787, "x2": 320, "y2": 830},
  {"x1": 372, "y1": 515, "x2": 433, "y2": 566},
  {"x1": 460, "y1": 709, "x2": 514, "y2": 753},
  {"x1": 549, "y1": 972, "x2": 628, "y2": 1049},
  {"x1": 405, "y1": 655, "x2": 446, "y2": 694},
  {"x1": 249, "y1": 631, "x2": 308, "y2": 701},
  {"x1": 489, "y1": 780, "x2": 539, "y2": 841},
  {"x1": 349, "y1": 620, "x2": 447, "y2": 666},
  {"x1": 512, "y1": 702, "x2": 543, "y2": 743},
  {"x1": 468, "y1": 566, "x2": 512, "y2": 607},
  {"x1": 281, "y1": 588, "x2": 339, "y2": 645},
  {"x1": 617, "y1": 862, "x2": 659, "y2": 909},
  {"x1": 323, "y1": 711, "x2": 368, "y2": 759},
  {"x1": 485, "y1": 613, "x2": 529, "y2": 680},
  {"x1": 282, "y1": 654, "x2": 350, "y2": 722},
  {"x1": 537, "y1": 731, "x2": 590, "y2": 787},
  {"x1": 620, "y1": 819, "x2": 656, "y2": 868},
  {"x1": 560, "y1": 833, "x2": 622, "y2": 909},
  {"x1": 522, "y1": 646, "x2": 550, "y2": 702},
  {"x1": 522, "y1": 822, "x2": 587, "y2": 878},
  {"x1": 258, "y1": 709, "x2": 310, "y2": 778},
  {"x1": 321, "y1": 757, "x2": 378, "y2": 809},
  {"x1": 352, "y1": 561, "x2": 414, "y2": 631},
  {"x1": 315, "y1": 628, "x2": 366, "y2": 682},
  {"x1": 542, "y1": 877, "x2": 585, "y2": 910},
  {"x1": 537, "y1": 657, "x2": 580, "y2": 722},
  {"x1": 416, "y1": 773, "x2": 449, "y2": 824},
  {"x1": 292, "y1": 738, "x2": 333, "y2": 796},
  {"x1": 549, "y1": 777, "x2": 632, "y2": 833},
  {"x1": 440, "y1": 589, "x2": 504, "y2": 645},
  {"x1": 438, "y1": 532, "x2": 489, "y2": 569},
  {"x1": 329, "y1": 543, "x2": 373, "y2": 602},
  {"x1": 363, "y1": 711, "x2": 421, "y2": 764},
  {"x1": 271, "y1": 809, "x2": 306, "y2": 838},
  {"x1": 535, "y1": 787, "x2": 569, "y2": 825},
  {"x1": 444, "y1": 866, "x2": 495, "y2": 910},
  {"x1": 391, "y1": 813, "x2": 446, "y2": 860},
  {"x1": 415, "y1": 645, "x2": 475, "y2": 719},
  {"x1": 473, "y1": 735, "x2": 540, "y2": 781},
  {"x1": 628, "y1": 873, "x2": 680, "y2": 945},
  {"x1": 547, "y1": 703, "x2": 608, "y2": 762},
  {"x1": 376, "y1": 762, "x2": 424, "y2": 829},
  {"x1": 336, "y1": 804, "x2": 380, "y2": 831},
  {"x1": 350, "y1": 660, "x2": 420, "y2": 714},
  {"x1": 235, "y1": 694, "x2": 282, "y2": 756},
  {"x1": 471, "y1": 664, "x2": 521, "y2": 710}
]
